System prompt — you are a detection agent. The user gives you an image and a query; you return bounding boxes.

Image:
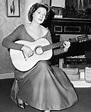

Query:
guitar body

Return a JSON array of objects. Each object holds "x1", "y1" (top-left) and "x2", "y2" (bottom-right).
[{"x1": 10, "y1": 38, "x2": 52, "y2": 71}]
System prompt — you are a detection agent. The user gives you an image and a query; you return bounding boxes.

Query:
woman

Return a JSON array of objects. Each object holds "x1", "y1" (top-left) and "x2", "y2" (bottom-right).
[{"x1": 2, "y1": 3, "x2": 78, "y2": 112}]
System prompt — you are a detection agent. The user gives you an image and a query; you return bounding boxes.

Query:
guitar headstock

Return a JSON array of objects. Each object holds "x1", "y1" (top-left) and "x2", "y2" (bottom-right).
[
  {"x1": 69, "y1": 34, "x2": 89, "y2": 43},
  {"x1": 77, "y1": 34, "x2": 89, "y2": 43}
]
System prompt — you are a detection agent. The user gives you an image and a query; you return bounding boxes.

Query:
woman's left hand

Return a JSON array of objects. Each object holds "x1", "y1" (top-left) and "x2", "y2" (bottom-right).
[{"x1": 63, "y1": 41, "x2": 71, "y2": 52}]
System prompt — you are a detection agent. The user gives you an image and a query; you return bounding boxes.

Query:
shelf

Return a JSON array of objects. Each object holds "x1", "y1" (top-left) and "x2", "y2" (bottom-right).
[
  {"x1": 63, "y1": 64, "x2": 91, "y2": 69},
  {"x1": 71, "y1": 79, "x2": 91, "y2": 88},
  {"x1": 52, "y1": 18, "x2": 91, "y2": 23}
]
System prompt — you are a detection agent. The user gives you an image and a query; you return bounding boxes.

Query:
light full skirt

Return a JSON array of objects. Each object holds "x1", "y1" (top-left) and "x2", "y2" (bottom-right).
[{"x1": 11, "y1": 61, "x2": 78, "y2": 110}]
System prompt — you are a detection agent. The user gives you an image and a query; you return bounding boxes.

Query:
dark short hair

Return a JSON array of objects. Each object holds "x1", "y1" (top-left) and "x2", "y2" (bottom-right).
[{"x1": 28, "y1": 3, "x2": 50, "y2": 22}]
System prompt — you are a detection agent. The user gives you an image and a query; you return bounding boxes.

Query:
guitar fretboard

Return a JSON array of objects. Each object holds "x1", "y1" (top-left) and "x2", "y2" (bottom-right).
[
  {"x1": 42, "y1": 36, "x2": 88, "y2": 52},
  {"x1": 42, "y1": 41, "x2": 63, "y2": 52}
]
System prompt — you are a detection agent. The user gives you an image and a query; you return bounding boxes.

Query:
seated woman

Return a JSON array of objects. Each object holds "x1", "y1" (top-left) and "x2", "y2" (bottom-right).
[{"x1": 2, "y1": 2, "x2": 78, "y2": 112}]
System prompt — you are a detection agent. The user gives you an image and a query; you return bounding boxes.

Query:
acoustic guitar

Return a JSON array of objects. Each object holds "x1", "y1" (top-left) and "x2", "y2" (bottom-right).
[{"x1": 10, "y1": 37, "x2": 88, "y2": 71}]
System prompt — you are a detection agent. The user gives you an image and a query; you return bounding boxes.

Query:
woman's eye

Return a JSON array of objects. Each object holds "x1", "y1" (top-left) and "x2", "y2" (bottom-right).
[{"x1": 38, "y1": 11, "x2": 40, "y2": 14}]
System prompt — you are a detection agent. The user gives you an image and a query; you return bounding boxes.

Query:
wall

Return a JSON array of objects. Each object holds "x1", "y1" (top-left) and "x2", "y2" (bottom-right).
[{"x1": 0, "y1": 0, "x2": 25, "y2": 74}]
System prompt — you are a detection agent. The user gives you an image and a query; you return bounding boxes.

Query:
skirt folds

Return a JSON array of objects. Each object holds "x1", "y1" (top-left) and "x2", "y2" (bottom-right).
[{"x1": 11, "y1": 60, "x2": 78, "y2": 110}]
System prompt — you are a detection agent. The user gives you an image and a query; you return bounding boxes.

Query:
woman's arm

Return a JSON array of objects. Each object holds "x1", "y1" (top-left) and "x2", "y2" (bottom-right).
[
  {"x1": 2, "y1": 25, "x2": 23, "y2": 50},
  {"x1": 53, "y1": 48, "x2": 65, "y2": 55},
  {"x1": 46, "y1": 30, "x2": 70, "y2": 56},
  {"x1": 53, "y1": 41, "x2": 71, "y2": 55}
]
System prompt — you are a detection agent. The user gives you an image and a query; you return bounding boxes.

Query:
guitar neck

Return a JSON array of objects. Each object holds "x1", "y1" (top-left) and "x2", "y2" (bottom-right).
[
  {"x1": 42, "y1": 36, "x2": 89, "y2": 52},
  {"x1": 42, "y1": 41, "x2": 64, "y2": 52}
]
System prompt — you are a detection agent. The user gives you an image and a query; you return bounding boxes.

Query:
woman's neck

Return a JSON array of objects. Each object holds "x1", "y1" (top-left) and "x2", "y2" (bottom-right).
[
  {"x1": 25, "y1": 21, "x2": 44, "y2": 39},
  {"x1": 29, "y1": 21, "x2": 41, "y2": 31}
]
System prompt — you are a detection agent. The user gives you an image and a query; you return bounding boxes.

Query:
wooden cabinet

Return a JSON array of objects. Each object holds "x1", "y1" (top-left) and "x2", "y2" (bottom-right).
[
  {"x1": 49, "y1": 18, "x2": 91, "y2": 65},
  {"x1": 50, "y1": 18, "x2": 91, "y2": 35}
]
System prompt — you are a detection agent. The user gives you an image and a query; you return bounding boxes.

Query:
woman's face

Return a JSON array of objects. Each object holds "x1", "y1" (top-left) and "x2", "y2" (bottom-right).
[{"x1": 32, "y1": 7, "x2": 47, "y2": 24}]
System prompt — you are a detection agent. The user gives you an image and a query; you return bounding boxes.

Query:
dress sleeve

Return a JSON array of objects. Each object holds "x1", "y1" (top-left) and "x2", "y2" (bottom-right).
[
  {"x1": 46, "y1": 30, "x2": 52, "y2": 44},
  {"x1": 53, "y1": 48, "x2": 65, "y2": 55},
  {"x1": 46, "y1": 30, "x2": 65, "y2": 56},
  {"x1": 2, "y1": 25, "x2": 24, "y2": 50}
]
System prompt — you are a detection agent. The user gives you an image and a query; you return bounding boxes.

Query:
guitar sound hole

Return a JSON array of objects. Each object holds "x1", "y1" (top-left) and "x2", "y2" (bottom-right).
[{"x1": 35, "y1": 46, "x2": 43, "y2": 55}]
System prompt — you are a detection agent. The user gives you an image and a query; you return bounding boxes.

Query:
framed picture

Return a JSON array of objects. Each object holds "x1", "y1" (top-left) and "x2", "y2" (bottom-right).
[
  {"x1": 6, "y1": 0, "x2": 20, "y2": 17},
  {"x1": 51, "y1": 6, "x2": 63, "y2": 15},
  {"x1": 50, "y1": 0, "x2": 65, "y2": 8}
]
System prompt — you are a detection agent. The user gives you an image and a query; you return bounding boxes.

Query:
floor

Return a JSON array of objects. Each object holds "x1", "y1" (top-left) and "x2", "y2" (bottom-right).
[{"x1": 0, "y1": 79, "x2": 91, "y2": 112}]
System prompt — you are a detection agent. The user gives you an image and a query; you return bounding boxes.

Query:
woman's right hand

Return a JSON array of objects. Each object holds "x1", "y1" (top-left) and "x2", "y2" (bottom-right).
[{"x1": 21, "y1": 45, "x2": 33, "y2": 59}]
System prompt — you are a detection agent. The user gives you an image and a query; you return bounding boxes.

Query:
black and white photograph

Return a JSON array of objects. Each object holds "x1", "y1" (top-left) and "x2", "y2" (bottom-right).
[{"x1": 0, "y1": 0, "x2": 91, "y2": 112}]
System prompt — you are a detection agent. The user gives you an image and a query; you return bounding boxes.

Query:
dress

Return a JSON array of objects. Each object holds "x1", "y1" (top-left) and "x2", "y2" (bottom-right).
[{"x1": 3, "y1": 24, "x2": 78, "y2": 110}]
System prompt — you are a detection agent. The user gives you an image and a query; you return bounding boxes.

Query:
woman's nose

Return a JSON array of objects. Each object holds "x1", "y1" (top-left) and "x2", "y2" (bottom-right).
[{"x1": 40, "y1": 15, "x2": 43, "y2": 18}]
